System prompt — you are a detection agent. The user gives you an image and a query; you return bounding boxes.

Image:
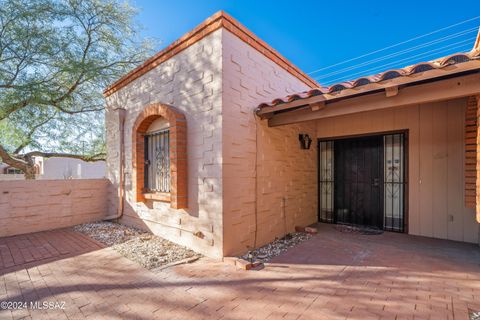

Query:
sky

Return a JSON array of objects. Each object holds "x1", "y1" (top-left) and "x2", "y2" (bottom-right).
[{"x1": 131, "y1": 0, "x2": 480, "y2": 86}]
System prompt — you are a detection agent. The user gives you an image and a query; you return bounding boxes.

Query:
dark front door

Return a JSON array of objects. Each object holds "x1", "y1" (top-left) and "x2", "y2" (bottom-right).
[{"x1": 334, "y1": 136, "x2": 383, "y2": 229}]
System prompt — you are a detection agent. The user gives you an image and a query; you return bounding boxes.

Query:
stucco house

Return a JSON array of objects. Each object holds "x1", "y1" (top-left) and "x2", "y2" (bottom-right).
[{"x1": 104, "y1": 11, "x2": 480, "y2": 258}]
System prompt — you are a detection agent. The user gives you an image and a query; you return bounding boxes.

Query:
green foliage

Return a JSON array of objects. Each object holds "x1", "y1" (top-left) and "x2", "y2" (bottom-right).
[
  {"x1": 0, "y1": 0, "x2": 152, "y2": 159},
  {"x1": 0, "y1": 119, "x2": 22, "y2": 152}
]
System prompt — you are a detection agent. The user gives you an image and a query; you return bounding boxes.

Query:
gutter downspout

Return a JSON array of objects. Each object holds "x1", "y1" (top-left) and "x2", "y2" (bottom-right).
[
  {"x1": 252, "y1": 111, "x2": 259, "y2": 250},
  {"x1": 104, "y1": 108, "x2": 126, "y2": 221}
]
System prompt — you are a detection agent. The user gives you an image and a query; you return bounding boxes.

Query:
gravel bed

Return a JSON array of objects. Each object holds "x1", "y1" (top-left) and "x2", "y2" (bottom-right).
[
  {"x1": 73, "y1": 221, "x2": 199, "y2": 269},
  {"x1": 73, "y1": 221, "x2": 145, "y2": 246},
  {"x1": 240, "y1": 232, "x2": 312, "y2": 263}
]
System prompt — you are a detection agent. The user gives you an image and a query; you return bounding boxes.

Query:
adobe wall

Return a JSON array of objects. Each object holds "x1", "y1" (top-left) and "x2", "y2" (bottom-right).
[
  {"x1": 221, "y1": 30, "x2": 318, "y2": 256},
  {"x1": 0, "y1": 179, "x2": 109, "y2": 237},
  {"x1": 105, "y1": 30, "x2": 224, "y2": 258}
]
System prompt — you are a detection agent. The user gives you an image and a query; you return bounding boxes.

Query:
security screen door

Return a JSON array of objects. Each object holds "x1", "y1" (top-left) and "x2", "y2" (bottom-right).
[{"x1": 318, "y1": 133, "x2": 405, "y2": 232}]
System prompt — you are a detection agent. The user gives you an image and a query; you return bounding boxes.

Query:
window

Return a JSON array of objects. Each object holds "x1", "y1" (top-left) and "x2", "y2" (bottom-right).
[
  {"x1": 6, "y1": 168, "x2": 22, "y2": 174},
  {"x1": 144, "y1": 129, "x2": 170, "y2": 193},
  {"x1": 132, "y1": 102, "x2": 187, "y2": 209}
]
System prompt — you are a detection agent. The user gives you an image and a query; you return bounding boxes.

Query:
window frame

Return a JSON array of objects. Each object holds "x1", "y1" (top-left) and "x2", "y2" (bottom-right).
[
  {"x1": 143, "y1": 128, "x2": 171, "y2": 194},
  {"x1": 6, "y1": 168, "x2": 22, "y2": 174},
  {"x1": 132, "y1": 103, "x2": 187, "y2": 209}
]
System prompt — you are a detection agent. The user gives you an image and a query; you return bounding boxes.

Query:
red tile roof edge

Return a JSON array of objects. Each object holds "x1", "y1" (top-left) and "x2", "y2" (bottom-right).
[
  {"x1": 257, "y1": 50, "x2": 480, "y2": 109},
  {"x1": 103, "y1": 11, "x2": 319, "y2": 97}
]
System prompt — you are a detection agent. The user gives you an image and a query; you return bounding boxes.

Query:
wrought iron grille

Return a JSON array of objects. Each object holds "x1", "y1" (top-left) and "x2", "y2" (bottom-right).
[
  {"x1": 318, "y1": 140, "x2": 334, "y2": 223},
  {"x1": 318, "y1": 133, "x2": 406, "y2": 232},
  {"x1": 383, "y1": 133, "x2": 405, "y2": 232},
  {"x1": 144, "y1": 129, "x2": 170, "y2": 193}
]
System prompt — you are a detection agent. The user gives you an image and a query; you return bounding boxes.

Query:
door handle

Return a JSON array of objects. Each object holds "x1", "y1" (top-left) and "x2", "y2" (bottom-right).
[{"x1": 373, "y1": 178, "x2": 380, "y2": 187}]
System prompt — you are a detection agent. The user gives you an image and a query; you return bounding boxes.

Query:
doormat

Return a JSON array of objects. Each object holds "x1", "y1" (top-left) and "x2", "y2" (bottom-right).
[
  {"x1": 470, "y1": 309, "x2": 480, "y2": 320},
  {"x1": 334, "y1": 224, "x2": 383, "y2": 235}
]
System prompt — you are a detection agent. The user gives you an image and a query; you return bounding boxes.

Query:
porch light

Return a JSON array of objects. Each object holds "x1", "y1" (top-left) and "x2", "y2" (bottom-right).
[{"x1": 299, "y1": 134, "x2": 312, "y2": 150}]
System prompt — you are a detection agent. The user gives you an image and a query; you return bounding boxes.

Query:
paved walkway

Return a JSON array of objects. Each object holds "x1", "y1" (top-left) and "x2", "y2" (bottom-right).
[{"x1": 0, "y1": 224, "x2": 479, "y2": 319}]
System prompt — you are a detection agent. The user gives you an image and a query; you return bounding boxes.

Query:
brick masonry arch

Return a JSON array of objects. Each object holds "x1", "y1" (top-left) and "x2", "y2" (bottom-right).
[{"x1": 132, "y1": 103, "x2": 187, "y2": 209}]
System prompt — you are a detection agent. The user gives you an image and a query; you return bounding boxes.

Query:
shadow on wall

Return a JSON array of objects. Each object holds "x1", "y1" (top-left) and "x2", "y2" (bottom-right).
[
  {"x1": 105, "y1": 31, "x2": 224, "y2": 219},
  {"x1": 106, "y1": 160, "x2": 219, "y2": 257},
  {"x1": 104, "y1": 32, "x2": 225, "y2": 257},
  {"x1": 112, "y1": 195, "x2": 219, "y2": 257}
]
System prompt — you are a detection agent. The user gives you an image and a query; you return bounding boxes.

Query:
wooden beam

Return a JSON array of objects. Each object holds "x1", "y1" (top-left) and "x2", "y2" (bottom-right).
[
  {"x1": 268, "y1": 73, "x2": 480, "y2": 127},
  {"x1": 310, "y1": 101, "x2": 325, "y2": 111},
  {"x1": 257, "y1": 95, "x2": 325, "y2": 119},
  {"x1": 385, "y1": 85, "x2": 399, "y2": 97}
]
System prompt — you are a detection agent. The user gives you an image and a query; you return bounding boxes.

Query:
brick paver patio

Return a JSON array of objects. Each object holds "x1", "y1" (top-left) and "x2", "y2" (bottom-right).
[{"x1": 0, "y1": 224, "x2": 479, "y2": 319}]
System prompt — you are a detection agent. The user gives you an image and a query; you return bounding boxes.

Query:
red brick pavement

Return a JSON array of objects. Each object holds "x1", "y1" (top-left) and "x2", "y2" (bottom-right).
[
  {"x1": 0, "y1": 224, "x2": 479, "y2": 319},
  {"x1": 0, "y1": 229, "x2": 104, "y2": 274}
]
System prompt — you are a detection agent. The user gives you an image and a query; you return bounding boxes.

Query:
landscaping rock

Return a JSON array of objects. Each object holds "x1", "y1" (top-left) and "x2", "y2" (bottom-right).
[
  {"x1": 239, "y1": 232, "x2": 312, "y2": 263},
  {"x1": 73, "y1": 221, "x2": 200, "y2": 269}
]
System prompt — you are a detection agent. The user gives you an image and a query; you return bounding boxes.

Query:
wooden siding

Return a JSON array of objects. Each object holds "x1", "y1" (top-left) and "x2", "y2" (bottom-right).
[{"x1": 315, "y1": 98, "x2": 478, "y2": 243}]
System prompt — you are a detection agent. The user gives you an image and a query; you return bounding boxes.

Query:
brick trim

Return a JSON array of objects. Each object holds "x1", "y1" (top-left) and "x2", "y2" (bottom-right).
[
  {"x1": 104, "y1": 11, "x2": 319, "y2": 97},
  {"x1": 466, "y1": 96, "x2": 477, "y2": 208},
  {"x1": 132, "y1": 103, "x2": 187, "y2": 209},
  {"x1": 476, "y1": 95, "x2": 480, "y2": 223}
]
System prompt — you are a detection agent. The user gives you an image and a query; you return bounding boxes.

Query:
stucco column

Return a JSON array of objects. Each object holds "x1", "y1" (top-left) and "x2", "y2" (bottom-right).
[{"x1": 476, "y1": 95, "x2": 480, "y2": 223}]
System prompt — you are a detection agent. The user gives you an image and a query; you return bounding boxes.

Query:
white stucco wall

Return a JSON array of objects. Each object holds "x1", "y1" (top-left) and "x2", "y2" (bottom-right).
[
  {"x1": 105, "y1": 29, "x2": 224, "y2": 257},
  {"x1": 41, "y1": 158, "x2": 106, "y2": 180}
]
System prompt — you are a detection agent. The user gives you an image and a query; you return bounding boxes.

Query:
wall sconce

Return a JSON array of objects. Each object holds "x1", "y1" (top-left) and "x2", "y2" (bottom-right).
[{"x1": 299, "y1": 134, "x2": 312, "y2": 150}]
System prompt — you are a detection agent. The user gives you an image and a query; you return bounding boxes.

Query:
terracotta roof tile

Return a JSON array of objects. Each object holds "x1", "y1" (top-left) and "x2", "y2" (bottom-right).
[{"x1": 257, "y1": 50, "x2": 480, "y2": 110}]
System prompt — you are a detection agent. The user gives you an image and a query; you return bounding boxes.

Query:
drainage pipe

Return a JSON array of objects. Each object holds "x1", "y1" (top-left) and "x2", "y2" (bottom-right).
[{"x1": 104, "y1": 108, "x2": 126, "y2": 221}]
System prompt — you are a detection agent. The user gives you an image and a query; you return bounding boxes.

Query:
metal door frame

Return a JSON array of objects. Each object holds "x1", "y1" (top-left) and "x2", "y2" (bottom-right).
[{"x1": 317, "y1": 130, "x2": 409, "y2": 232}]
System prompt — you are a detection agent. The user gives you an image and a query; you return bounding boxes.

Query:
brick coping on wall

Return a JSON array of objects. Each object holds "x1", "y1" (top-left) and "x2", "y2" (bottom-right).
[{"x1": 103, "y1": 11, "x2": 319, "y2": 97}]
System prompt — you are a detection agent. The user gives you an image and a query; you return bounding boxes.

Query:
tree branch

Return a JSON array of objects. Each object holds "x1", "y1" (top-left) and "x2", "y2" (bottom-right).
[
  {"x1": 24, "y1": 151, "x2": 106, "y2": 162},
  {"x1": 13, "y1": 111, "x2": 58, "y2": 154},
  {"x1": 0, "y1": 143, "x2": 29, "y2": 171}
]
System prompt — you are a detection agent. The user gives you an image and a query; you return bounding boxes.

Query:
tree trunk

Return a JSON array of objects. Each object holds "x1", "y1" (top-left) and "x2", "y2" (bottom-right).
[
  {"x1": 24, "y1": 166, "x2": 37, "y2": 180},
  {"x1": 0, "y1": 144, "x2": 37, "y2": 179},
  {"x1": 22, "y1": 155, "x2": 36, "y2": 180}
]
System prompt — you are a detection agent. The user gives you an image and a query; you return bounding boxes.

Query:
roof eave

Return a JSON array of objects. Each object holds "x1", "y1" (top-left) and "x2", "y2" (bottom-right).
[{"x1": 256, "y1": 59, "x2": 480, "y2": 119}]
